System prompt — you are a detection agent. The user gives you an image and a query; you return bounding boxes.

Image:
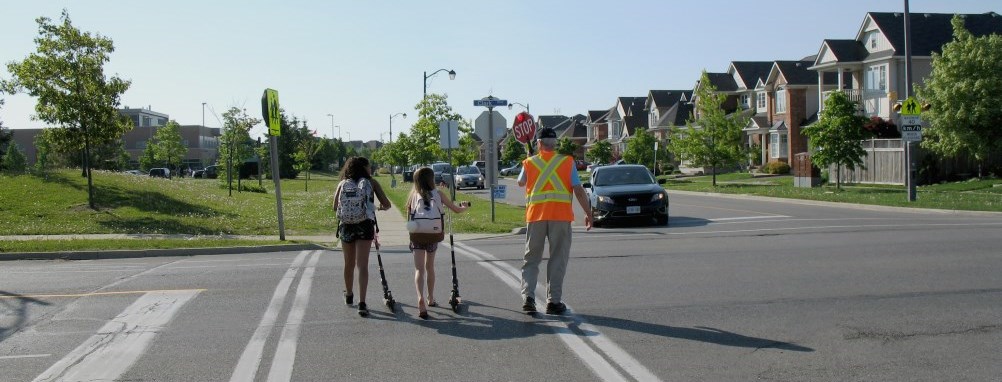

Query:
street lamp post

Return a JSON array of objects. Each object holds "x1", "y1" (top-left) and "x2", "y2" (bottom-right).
[
  {"x1": 389, "y1": 112, "x2": 407, "y2": 188},
  {"x1": 423, "y1": 68, "x2": 456, "y2": 99},
  {"x1": 326, "y1": 113, "x2": 336, "y2": 140},
  {"x1": 202, "y1": 102, "x2": 206, "y2": 127},
  {"x1": 508, "y1": 102, "x2": 530, "y2": 114}
]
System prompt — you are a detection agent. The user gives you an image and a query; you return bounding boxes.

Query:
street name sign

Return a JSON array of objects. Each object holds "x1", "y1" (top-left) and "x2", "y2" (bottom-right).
[{"x1": 474, "y1": 98, "x2": 508, "y2": 108}]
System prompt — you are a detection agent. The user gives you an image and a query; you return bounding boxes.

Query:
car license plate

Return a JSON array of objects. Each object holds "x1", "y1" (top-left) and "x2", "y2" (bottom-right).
[{"x1": 626, "y1": 206, "x2": 640, "y2": 214}]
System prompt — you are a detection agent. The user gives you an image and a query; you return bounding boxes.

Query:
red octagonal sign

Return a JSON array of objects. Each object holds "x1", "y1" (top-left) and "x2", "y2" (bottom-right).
[{"x1": 512, "y1": 112, "x2": 537, "y2": 144}]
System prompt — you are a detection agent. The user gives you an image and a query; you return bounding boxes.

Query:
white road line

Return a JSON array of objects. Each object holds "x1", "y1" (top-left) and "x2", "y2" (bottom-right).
[
  {"x1": 453, "y1": 243, "x2": 661, "y2": 382},
  {"x1": 31, "y1": 290, "x2": 200, "y2": 382},
  {"x1": 166, "y1": 263, "x2": 292, "y2": 270},
  {"x1": 229, "y1": 250, "x2": 311, "y2": 382},
  {"x1": 708, "y1": 215, "x2": 790, "y2": 221},
  {"x1": 0, "y1": 354, "x2": 51, "y2": 360},
  {"x1": 266, "y1": 251, "x2": 322, "y2": 382}
]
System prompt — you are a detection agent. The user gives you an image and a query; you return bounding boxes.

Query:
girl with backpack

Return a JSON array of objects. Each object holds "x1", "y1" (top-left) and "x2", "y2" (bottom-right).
[
  {"x1": 334, "y1": 156, "x2": 391, "y2": 317},
  {"x1": 406, "y1": 167, "x2": 469, "y2": 319}
]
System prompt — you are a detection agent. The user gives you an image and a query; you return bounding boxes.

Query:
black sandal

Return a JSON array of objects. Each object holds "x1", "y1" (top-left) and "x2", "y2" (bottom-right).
[{"x1": 343, "y1": 291, "x2": 353, "y2": 305}]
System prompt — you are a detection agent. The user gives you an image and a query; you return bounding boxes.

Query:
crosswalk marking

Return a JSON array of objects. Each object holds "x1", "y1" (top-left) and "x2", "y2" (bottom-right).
[{"x1": 31, "y1": 290, "x2": 201, "y2": 382}]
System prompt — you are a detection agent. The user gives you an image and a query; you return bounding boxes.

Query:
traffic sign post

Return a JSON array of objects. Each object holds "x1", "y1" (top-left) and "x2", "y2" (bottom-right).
[
  {"x1": 898, "y1": 96, "x2": 923, "y2": 202},
  {"x1": 261, "y1": 88, "x2": 286, "y2": 241},
  {"x1": 440, "y1": 120, "x2": 460, "y2": 201},
  {"x1": 474, "y1": 96, "x2": 508, "y2": 222}
]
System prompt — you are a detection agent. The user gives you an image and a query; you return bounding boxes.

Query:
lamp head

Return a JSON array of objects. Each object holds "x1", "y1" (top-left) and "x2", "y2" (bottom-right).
[
  {"x1": 448, "y1": 70, "x2": 456, "y2": 80},
  {"x1": 403, "y1": 113, "x2": 407, "y2": 119}
]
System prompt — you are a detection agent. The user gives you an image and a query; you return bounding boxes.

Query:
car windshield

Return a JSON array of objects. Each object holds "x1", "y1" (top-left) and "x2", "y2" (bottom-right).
[
  {"x1": 458, "y1": 166, "x2": 479, "y2": 175},
  {"x1": 432, "y1": 163, "x2": 451, "y2": 172},
  {"x1": 593, "y1": 168, "x2": 653, "y2": 186}
]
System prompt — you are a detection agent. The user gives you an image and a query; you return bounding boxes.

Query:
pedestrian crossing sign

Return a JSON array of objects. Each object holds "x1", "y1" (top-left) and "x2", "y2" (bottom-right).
[{"x1": 900, "y1": 97, "x2": 922, "y2": 116}]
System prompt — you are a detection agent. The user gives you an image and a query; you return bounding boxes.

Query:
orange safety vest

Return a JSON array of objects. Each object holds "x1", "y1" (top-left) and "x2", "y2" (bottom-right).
[{"x1": 522, "y1": 150, "x2": 574, "y2": 222}]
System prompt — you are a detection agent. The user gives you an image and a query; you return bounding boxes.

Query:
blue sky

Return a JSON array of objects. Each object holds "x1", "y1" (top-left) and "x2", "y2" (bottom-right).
[{"x1": 1, "y1": 0, "x2": 997, "y2": 142}]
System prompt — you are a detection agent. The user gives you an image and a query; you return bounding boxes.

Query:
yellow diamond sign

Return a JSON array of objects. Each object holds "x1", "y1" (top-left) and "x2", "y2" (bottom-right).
[{"x1": 900, "y1": 96, "x2": 922, "y2": 116}]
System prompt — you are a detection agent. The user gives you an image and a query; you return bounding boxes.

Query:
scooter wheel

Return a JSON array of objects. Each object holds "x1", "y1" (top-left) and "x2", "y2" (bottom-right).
[{"x1": 385, "y1": 299, "x2": 395, "y2": 310}]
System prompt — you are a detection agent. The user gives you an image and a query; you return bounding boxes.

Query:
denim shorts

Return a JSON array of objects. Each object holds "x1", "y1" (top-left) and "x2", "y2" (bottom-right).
[{"x1": 337, "y1": 220, "x2": 376, "y2": 243}]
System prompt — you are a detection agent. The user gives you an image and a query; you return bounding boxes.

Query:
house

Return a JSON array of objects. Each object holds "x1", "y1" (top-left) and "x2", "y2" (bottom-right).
[
  {"x1": 808, "y1": 11, "x2": 1002, "y2": 183},
  {"x1": 585, "y1": 109, "x2": 611, "y2": 147},
  {"x1": 645, "y1": 90, "x2": 693, "y2": 142},
  {"x1": 557, "y1": 114, "x2": 589, "y2": 159},
  {"x1": 604, "y1": 97, "x2": 647, "y2": 156},
  {"x1": 810, "y1": 11, "x2": 1002, "y2": 120},
  {"x1": 747, "y1": 58, "x2": 840, "y2": 165}
]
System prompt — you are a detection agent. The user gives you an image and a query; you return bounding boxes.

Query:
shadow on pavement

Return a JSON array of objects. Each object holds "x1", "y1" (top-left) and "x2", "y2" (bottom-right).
[
  {"x1": 408, "y1": 301, "x2": 598, "y2": 340},
  {"x1": 0, "y1": 291, "x2": 52, "y2": 342},
  {"x1": 577, "y1": 314, "x2": 814, "y2": 352}
]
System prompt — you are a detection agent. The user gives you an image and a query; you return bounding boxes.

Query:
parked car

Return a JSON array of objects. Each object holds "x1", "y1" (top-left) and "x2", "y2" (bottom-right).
[
  {"x1": 202, "y1": 165, "x2": 219, "y2": 179},
  {"x1": 124, "y1": 169, "x2": 143, "y2": 175},
  {"x1": 586, "y1": 162, "x2": 604, "y2": 172},
  {"x1": 500, "y1": 162, "x2": 522, "y2": 176},
  {"x1": 583, "y1": 164, "x2": 668, "y2": 227},
  {"x1": 149, "y1": 168, "x2": 171, "y2": 179},
  {"x1": 472, "y1": 160, "x2": 486, "y2": 175},
  {"x1": 454, "y1": 165, "x2": 485, "y2": 189},
  {"x1": 431, "y1": 162, "x2": 453, "y2": 185}
]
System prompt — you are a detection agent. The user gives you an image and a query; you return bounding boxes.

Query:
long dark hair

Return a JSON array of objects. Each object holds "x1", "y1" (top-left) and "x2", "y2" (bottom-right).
[{"x1": 340, "y1": 157, "x2": 371, "y2": 182}]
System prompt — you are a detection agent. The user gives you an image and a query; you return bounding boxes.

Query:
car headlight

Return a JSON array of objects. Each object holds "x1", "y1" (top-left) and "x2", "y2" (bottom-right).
[
  {"x1": 479, "y1": 176, "x2": 484, "y2": 182},
  {"x1": 650, "y1": 192, "x2": 665, "y2": 202},
  {"x1": 597, "y1": 195, "x2": 615, "y2": 204}
]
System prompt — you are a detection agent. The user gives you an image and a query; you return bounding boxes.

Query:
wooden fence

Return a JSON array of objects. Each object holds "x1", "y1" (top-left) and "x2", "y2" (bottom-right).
[{"x1": 828, "y1": 139, "x2": 905, "y2": 185}]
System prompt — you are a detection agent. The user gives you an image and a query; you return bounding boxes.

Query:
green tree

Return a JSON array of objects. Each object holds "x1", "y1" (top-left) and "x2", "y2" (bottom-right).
[
  {"x1": 501, "y1": 135, "x2": 526, "y2": 165},
  {"x1": 451, "y1": 132, "x2": 479, "y2": 168},
  {"x1": 139, "y1": 143, "x2": 157, "y2": 172},
  {"x1": 669, "y1": 70, "x2": 748, "y2": 186},
  {"x1": 587, "y1": 139, "x2": 613, "y2": 165},
  {"x1": 293, "y1": 133, "x2": 325, "y2": 191},
  {"x1": 218, "y1": 107, "x2": 258, "y2": 191},
  {"x1": 149, "y1": 120, "x2": 186, "y2": 174},
  {"x1": 2, "y1": 10, "x2": 131, "y2": 209},
  {"x1": 915, "y1": 15, "x2": 1002, "y2": 177},
  {"x1": 409, "y1": 93, "x2": 463, "y2": 165},
  {"x1": 33, "y1": 133, "x2": 52, "y2": 175},
  {"x1": 2, "y1": 142, "x2": 27, "y2": 174},
  {"x1": 623, "y1": 128, "x2": 657, "y2": 170},
  {"x1": 802, "y1": 91, "x2": 868, "y2": 189},
  {"x1": 0, "y1": 98, "x2": 11, "y2": 158},
  {"x1": 556, "y1": 137, "x2": 578, "y2": 157}
]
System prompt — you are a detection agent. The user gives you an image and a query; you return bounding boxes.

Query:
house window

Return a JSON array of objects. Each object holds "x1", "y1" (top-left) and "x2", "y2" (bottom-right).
[
  {"x1": 774, "y1": 87, "x2": 787, "y2": 114},
  {"x1": 757, "y1": 92, "x2": 766, "y2": 109},
  {"x1": 866, "y1": 65, "x2": 887, "y2": 91},
  {"x1": 870, "y1": 33, "x2": 877, "y2": 49},
  {"x1": 740, "y1": 94, "x2": 750, "y2": 109},
  {"x1": 649, "y1": 111, "x2": 658, "y2": 127},
  {"x1": 770, "y1": 133, "x2": 788, "y2": 159}
]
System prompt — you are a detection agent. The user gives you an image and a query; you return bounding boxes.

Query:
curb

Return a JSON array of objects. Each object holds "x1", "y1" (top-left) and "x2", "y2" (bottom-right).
[
  {"x1": 667, "y1": 189, "x2": 1002, "y2": 217},
  {"x1": 0, "y1": 243, "x2": 328, "y2": 261}
]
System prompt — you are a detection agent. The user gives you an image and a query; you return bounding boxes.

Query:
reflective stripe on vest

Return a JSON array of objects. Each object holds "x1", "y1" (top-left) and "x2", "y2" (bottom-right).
[
  {"x1": 527, "y1": 155, "x2": 572, "y2": 204},
  {"x1": 524, "y1": 152, "x2": 575, "y2": 222}
]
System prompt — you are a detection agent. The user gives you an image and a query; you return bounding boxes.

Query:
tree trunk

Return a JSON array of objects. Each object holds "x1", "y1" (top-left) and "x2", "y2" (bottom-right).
[{"x1": 83, "y1": 126, "x2": 95, "y2": 209}]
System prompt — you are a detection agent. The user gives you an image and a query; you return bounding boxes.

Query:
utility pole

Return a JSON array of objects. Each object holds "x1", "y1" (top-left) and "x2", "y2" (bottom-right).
[{"x1": 904, "y1": 0, "x2": 917, "y2": 201}]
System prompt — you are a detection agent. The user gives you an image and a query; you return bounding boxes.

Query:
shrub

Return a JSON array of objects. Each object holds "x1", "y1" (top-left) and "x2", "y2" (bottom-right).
[{"x1": 763, "y1": 162, "x2": 791, "y2": 174}]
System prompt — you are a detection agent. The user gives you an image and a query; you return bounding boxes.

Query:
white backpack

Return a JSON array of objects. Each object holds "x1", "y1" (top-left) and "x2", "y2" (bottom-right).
[
  {"x1": 337, "y1": 178, "x2": 372, "y2": 224},
  {"x1": 407, "y1": 191, "x2": 444, "y2": 234}
]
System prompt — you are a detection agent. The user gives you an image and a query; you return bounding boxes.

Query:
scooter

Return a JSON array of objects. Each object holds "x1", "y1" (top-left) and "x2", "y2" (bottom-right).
[
  {"x1": 373, "y1": 235, "x2": 396, "y2": 312},
  {"x1": 447, "y1": 201, "x2": 471, "y2": 313}
]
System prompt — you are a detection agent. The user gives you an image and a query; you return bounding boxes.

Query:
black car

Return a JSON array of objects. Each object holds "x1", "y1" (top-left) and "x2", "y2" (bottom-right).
[
  {"x1": 431, "y1": 162, "x2": 453, "y2": 185},
  {"x1": 583, "y1": 164, "x2": 668, "y2": 227}
]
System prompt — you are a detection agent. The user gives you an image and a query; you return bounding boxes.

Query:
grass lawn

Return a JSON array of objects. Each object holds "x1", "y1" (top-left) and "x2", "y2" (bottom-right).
[
  {"x1": 664, "y1": 172, "x2": 1002, "y2": 212},
  {"x1": 1, "y1": 238, "x2": 296, "y2": 253},
  {"x1": 0, "y1": 169, "x2": 526, "y2": 239}
]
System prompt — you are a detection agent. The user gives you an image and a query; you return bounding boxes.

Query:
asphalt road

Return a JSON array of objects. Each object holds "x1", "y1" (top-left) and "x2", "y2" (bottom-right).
[{"x1": 2, "y1": 192, "x2": 1001, "y2": 381}]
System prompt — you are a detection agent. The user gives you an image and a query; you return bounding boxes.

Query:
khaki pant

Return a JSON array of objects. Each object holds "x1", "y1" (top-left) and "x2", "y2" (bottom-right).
[{"x1": 521, "y1": 220, "x2": 572, "y2": 303}]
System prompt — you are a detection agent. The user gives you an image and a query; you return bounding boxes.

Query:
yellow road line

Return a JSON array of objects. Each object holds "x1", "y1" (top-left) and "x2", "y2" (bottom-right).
[{"x1": 0, "y1": 289, "x2": 207, "y2": 299}]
